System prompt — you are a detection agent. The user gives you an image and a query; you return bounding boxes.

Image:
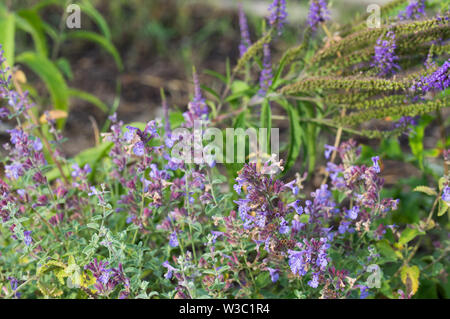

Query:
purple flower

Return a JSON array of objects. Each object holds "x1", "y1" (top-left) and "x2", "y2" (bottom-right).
[
  {"x1": 443, "y1": 186, "x2": 450, "y2": 204},
  {"x1": 307, "y1": 0, "x2": 330, "y2": 31},
  {"x1": 268, "y1": 0, "x2": 288, "y2": 35},
  {"x1": 283, "y1": 180, "x2": 299, "y2": 195},
  {"x1": 358, "y1": 285, "x2": 370, "y2": 299},
  {"x1": 411, "y1": 59, "x2": 450, "y2": 95},
  {"x1": 398, "y1": 0, "x2": 426, "y2": 21},
  {"x1": 371, "y1": 31, "x2": 400, "y2": 77},
  {"x1": 211, "y1": 231, "x2": 224, "y2": 244},
  {"x1": 23, "y1": 230, "x2": 32, "y2": 246},
  {"x1": 258, "y1": 44, "x2": 273, "y2": 96},
  {"x1": 324, "y1": 144, "x2": 335, "y2": 159},
  {"x1": 288, "y1": 200, "x2": 304, "y2": 215},
  {"x1": 238, "y1": 3, "x2": 252, "y2": 57},
  {"x1": 267, "y1": 267, "x2": 279, "y2": 283},
  {"x1": 372, "y1": 156, "x2": 381, "y2": 173},
  {"x1": 169, "y1": 231, "x2": 179, "y2": 247},
  {"x1": 288, "y1": 250, "x2": 307, "y2": 276},
  {"x1": 308, "y1": 273, "x2": 319, "y2": 288},
  {"x1": 162, "y1": 261, "x2": 176, "y2": 279},
  {"x1": 185, "y1": 69, "x2": 209, "y2": 125},
  {"x1": 347, "y1": 206, "x2": 360, "y2": 220},
  {"x1": 5, "y1": 163, "x2": 23, "y2": 180}
]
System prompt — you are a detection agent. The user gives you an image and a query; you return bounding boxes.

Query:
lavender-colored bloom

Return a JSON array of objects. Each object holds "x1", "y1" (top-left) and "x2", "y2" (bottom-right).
[
  {"x1": 347, "y1": 206, "x2": 360, "y2": 220},
  {"x1": 371, "y1": 31, "x2": 400, "y2": 77},
  {"x1": 5, "y1": 163, "x2": 23, "y2": 180},
  {"x1": 324, "y1": 144, "x2": 335, "y2": 159},
  {"x1": 267, "y1": 268, "x2": 279, "y2": 283},
  {"x1": 372, "y1": 156, "x2": 381, "y2": 173},
  {"x1": 338, "y1": 221, "x2": 353, "y2": 234},
  {"x1": 186, "y1": 69, "x2": 209, "y2": 122},
  {"x1": 23, "y1": 230, "x2": 32, "y2": 246},
  {"x1": 162, "y1": 261, "x2": 176, "y2": 279},
  {"x1": 288, "y1": 200, "x2": 304, "y2": 215},
  {"x1": 398, "y1": 0, "x2": 426, "y2": 21},
  {"x1": 169, "y1": 231, "x2": 179, "y2": 247},
  {"x1": 133, "y1": 141, "x2": 145, "y2": 156},
  {"x1": 308, "y1": 273, "x2": 319, "y2": 288},
  {"x1": 279, "y1": 217, "x2": 290, "y2": 234},
  {"x1": 307, "y1": 0, "x2": 330, "y2": 31},
  {"x1": 288, "y1": 250, "x2": 307, "y2": 276},
  {"x1": 211, "y1": 231, "x2": 224, "y2": 244},
  {"x1": 238, "y1": 3, "x2": 252, "y2": 57},
  {"x1": 443, "y1": 186, "x2": 450, "y2": 204},
  {"x1": 411, "y1": 59, "x2": 450, "y2": 94},
  {"x1": 283, "y1": 180, "x2": 299, "y2": 195},
  {"x1": 358, "y1": 285, "x2": 370, "y2": 299},
  {"x1": 394, "y1": 116, "x2": 419, "y2": 129},
  {"x1": 258, "y1": 44, "x2": 273, "y2": 96},
  {"x1": 268, "y1": 0, "x2": 288, "y2": 35}
]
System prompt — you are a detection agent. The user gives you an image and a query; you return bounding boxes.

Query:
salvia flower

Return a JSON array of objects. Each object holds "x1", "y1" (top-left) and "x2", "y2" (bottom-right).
[
  {"x1": 268, "y1": 0, "x2": 288, "y2": 35},
  {"x1": 23, "y1": 230, "x2": 32, "y2": 246},
  {"x1": 443, "y1": 186, "x2": 450, "y2": 204},
  {"x1": 169, "y1": 231, "x2": 179, "y2": 248},
  {"x1": 411, "y1": 58, "x2": 450, "y2": 95},
  {"x1": 258, "y1": 43, "x2": 273, "y2": 96},
  {"x1": 398, "y1": 0, "x2": 426, "y2": 21},
  {"x1": 238, "y1": 3, "x2": 252, "y2": 57},
  {"x1": 307, "y1": 0, "x2": 330, "y2": 31},
  {"x1": 371, "y1": 31, "x2": 400, "y2": 77}
]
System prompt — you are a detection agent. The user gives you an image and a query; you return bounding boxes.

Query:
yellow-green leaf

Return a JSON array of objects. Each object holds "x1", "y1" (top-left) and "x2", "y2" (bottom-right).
[
  {"x1": 400, "y1": 265, "x2": 420, "y2": 296},
  {"x1": 413, "y1": 186, "x2": 437, "y2": 196}
]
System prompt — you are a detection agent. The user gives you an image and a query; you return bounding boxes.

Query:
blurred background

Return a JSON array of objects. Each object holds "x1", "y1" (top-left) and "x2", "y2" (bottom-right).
[{"x1": 1, "y1": 0, "x2": 391, "y2": 157}]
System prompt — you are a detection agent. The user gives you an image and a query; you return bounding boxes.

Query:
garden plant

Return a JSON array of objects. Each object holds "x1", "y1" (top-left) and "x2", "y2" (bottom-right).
[{"x1": 0, "y1": 0, "x2": 449, "y2": 299}]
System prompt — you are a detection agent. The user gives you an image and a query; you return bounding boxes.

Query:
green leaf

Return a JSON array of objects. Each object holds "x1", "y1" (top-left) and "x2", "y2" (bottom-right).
[
  {"x1": 413, "y1": 186, "x2": 437, "y2": 196},
  {"x1": 79, "y1": 0, "x2": 111, "y2": 39},
  {"x1": 376, "y1": 239, "x2": 399, "y2": 261},
  {"x1": 15, "y1": 9, "x2": 48, "y2": 57},
  {"x1": 284, "y1": 101, "x2": 302, "y2": 172},
  {"x1": 398, "y1": 228, "x2": 424, "y2": 246},
  {"x1": 68, "y1": 88, "x2": 108, "y2": 113},
  {"x1": 16, "y1": 51, "x2": 68, "y2": 113},
  {"x1": 438, "y1": 199, "x2": 449, "y2": 217},
  {"x1": 409, "y1": 115, "x2": 432, "y2": 170},
  {"x1": 260, "y1": 99, "x2": 272, "y2": 154},
  {"x1": 400, "y1": 265, "x2": 420, "y2": 296},
  {"x1": 56, "y1": 57, "x2": 73, "y2": 80},
  {"x1": 0, "y1": 7, "x2": 15, "y2": 70},
  {"x1": 64, "y1": 31, "x2": 123, "y2": 71}
]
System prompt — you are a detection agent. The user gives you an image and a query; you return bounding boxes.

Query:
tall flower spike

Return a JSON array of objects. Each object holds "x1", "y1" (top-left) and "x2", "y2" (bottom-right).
[
  {"x1": 259, "y1": 43, "x2": 273, "y2": 96},
  {"x1": 307, "y1": 0, "x2": 330, "y2": 31},
  {"x1": 268, "y1": 0, "x2": 288, "y2": 35},
  {"x1": 411, "y1": 58, "x2": 450, "y2": 94},
  {"x1": 238, "y1": 3, "x2": 252, "y2": 57},
  {"x1": 371, "y1": 31, "x2": 400, "y2": 77},
  {"x1": 398, "y1": 0, "x2": 426, "y2": 21}
]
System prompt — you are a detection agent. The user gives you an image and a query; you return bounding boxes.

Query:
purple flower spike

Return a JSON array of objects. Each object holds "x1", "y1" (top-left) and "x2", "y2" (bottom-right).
[
  {"x1": 169, "y1": 231, "x2": 179, "y2": 247},
  {"x1": 23, "y1": 230, "x2": 32, "y2": 246},
  {"x1": 307, "y1": 0, "x2": 330, "y2": 31},
  {"x1": 268, "y1": 0, "x2": 288, "y2": 35},
  {"x1": 258, "y1": 43, "x2": 273, "y2": 96},
  {"x1": 398, "y1": 0, "x2": 426, "y2": 21},
  {"x1": 371, "y1": 156, "x2": 381, "y2": 173},
  {"x1": 371, "y1": 31, "x2": 400, "y2": 77},
  {"x1": 238, "y1": 3, "x2": 252, "y2": 57},
  {"x1": 267, "y1": 268, "x2": 279, "y2": 283}
]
